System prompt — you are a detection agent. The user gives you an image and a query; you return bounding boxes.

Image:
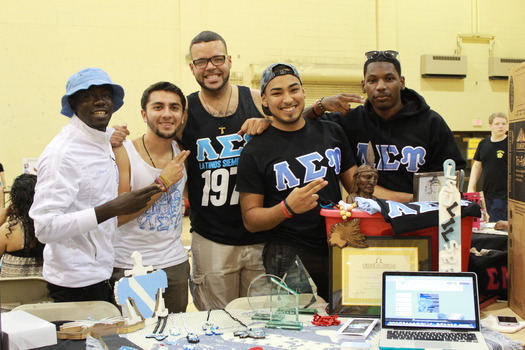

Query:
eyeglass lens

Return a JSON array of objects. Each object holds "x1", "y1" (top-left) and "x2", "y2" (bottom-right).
[{"x1": 193, "y1": 55, "x2": 226, "y2": 68}]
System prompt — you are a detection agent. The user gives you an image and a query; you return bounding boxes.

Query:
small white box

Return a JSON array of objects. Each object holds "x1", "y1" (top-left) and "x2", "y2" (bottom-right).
[{"x1": 1, "y1": 310, "x2": 57, "y2": 350}]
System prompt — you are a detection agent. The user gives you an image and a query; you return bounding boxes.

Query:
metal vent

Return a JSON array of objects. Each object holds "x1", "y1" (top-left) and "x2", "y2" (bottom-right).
[
  {"x1": 421, "y1": 55, "x2": 467, "y2": 79},
  {"x1": 488, "y1": 57, "x2": 525, "y2": 80},
  {"x1": 432, "y1": 56, "x2": 462, "y2": 61},
  {"x1": 501, "y1": 58, "x2": 525, "y2": 64}
]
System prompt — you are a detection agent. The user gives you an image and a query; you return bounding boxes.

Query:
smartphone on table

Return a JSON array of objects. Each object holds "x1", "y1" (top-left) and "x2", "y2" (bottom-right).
[{"x1": 497, "y1": 315, "x2": 520, "y2": 326}]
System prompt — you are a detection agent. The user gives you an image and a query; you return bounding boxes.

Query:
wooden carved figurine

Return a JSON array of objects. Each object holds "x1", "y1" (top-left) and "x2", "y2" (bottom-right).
[{"x1": 346, "y1": 165, "x2": 378, "y2": 203}]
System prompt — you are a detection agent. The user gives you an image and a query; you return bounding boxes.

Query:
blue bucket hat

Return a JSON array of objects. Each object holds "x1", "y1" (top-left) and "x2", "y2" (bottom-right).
[
  {"x1": 60, "y1": 68, "x2": 125, "y2": 118},
  {"x1": 260, "y1": 63, "x2": 302, "y2": 95}
]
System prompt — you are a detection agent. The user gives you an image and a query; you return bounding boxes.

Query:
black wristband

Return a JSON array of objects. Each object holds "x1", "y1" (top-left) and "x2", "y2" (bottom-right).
[{"x1": 283, "y1": 199, "x2": 298, "y2": 216}]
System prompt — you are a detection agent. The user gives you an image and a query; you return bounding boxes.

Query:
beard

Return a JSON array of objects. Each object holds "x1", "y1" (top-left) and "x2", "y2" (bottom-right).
[
  {"x1": 147, "y1": 119, "x2": 179, "y2": 139},
  {"x1": 197, "y1": 72, "x2": 230, "y2": 92}
]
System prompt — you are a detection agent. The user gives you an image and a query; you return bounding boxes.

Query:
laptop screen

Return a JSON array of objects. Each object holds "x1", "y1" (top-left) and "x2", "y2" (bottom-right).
[{"x1": 382, "y1": 271, "x2": 480, "y2": 331}]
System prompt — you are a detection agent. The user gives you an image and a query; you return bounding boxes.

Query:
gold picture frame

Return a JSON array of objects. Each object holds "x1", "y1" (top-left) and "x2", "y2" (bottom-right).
[{"x1": 329, "y1": 236, "x2": 431, "y2": 317}]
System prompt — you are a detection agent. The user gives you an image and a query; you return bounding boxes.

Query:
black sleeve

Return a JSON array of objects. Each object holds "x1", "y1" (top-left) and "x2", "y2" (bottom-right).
[
  {"x1": 236, "y1": 148, "x2": 265, "y2": 195},
  {"x1": 428, "y1": 114, "x2": 467, "y2": 171},
  {"x1": 473, "y1": 139, "x2": 485, "y2": 162},
  {"x1": 335, "y1": 123, "x2": 356, "y2": 172}
]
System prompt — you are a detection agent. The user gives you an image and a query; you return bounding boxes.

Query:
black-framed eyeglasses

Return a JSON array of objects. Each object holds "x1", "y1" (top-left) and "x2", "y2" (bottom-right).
[
  {"x1": 364, "y1": 50, "x2": 399, "y2": 60},
  {"x1": 192, "y1": 55, "x2": 228, "y2": 69}
]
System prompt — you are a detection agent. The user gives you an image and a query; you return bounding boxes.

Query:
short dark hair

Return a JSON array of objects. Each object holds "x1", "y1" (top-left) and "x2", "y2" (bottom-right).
[
  {"x1": 189, "y1": 30, "x2": 228, "y2": 56},
  {"x1": 140, "y1": 82, "x2": 186, "y2": 112},
  {"x1": 364, "y1": 56, "x2": 402, "y2": 76}
]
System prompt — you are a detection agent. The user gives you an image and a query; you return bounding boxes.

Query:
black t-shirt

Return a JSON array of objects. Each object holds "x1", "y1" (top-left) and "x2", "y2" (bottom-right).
[
  {"x1": 181, "y1": 86, "x2": 266, "y2": 246},
  {"x1": 236, "y1": 118, "x2": 355, "y2": 249},
  {"x1": 473, "y1": 137, "x2": 508, "y2": 199}
]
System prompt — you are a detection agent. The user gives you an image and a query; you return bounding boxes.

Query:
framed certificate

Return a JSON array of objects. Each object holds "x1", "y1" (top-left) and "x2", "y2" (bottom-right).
[{"x1": 329, "y1": 236, "x2": 431, "y2": 317}]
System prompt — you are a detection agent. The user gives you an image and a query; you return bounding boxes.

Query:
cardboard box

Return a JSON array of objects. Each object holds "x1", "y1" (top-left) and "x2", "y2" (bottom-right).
[
  {"x1": 0, "y1": 311, "x2": 57, "y2": 350},
  {"x1": 508, "y1": 61, "x2": 525, "y2": 318}
]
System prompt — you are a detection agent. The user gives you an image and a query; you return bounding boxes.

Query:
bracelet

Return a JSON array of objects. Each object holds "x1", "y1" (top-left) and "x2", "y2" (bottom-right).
[
  {"x1": 158, "y1": 174, "x2": 172, "y2": 188},
  {"x1": 280, "y1": 200, "x2": 293, "y2": 219},
  {"x1": 313, "y1": 97, "x2": 326, "y2": 116},
  {"x1": 283, "y1": 199, "x2": 298, "y2": 216},
  {"x1": 155, "y1": 177, "x2": 168, "y2": 192}
]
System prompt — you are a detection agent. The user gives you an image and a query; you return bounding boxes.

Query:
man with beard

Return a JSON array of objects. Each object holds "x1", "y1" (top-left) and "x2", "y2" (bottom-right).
[
  {"x1": 180, "y1": 31, "x2": 269, "y2": 310},
  {"x1": 112, "y1": 82, "x2": 190, "y2": 312}
]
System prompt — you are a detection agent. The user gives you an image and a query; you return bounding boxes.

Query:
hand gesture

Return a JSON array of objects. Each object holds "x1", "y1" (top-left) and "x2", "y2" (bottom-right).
[
  {"x1": 322, "y1": 94, "x2": 366, "y2": 114},
  {"x1": 285, "y1": 178, "x2": 328, "y2": 215},
  {"x1": 238, "y1": 118, "x2": 272, "y2": 136},
  {"x1": 159, "y1": 150, "x2": 190, "y2": 187},
  {"x1": 110, "y1": 124, "x2": 130, "y2": 148},
  {"x1": 96, "y1": 185, "x2": 162, "y2": 223}
]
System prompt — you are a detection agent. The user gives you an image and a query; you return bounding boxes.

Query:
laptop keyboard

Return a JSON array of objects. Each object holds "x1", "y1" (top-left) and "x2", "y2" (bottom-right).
[{"x1": 387, "y1": 330, "x2": 478, "y2": 342}]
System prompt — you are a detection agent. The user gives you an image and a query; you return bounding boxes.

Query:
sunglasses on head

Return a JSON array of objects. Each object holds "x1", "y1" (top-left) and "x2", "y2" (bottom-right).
[{"x1": 365, "y1": 50, "x2": 399, "y2": 60}]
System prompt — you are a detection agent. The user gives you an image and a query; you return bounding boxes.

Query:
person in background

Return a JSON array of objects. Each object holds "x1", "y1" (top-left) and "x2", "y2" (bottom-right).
[
  {"x1": 112, "y1": 81, "x2": 190, "y2": 313},
  {"x1": 467, "y1": 112, "x2": 508, "y2": 222},
  {"x1": 29, "y1": 68, "x2": 161, "y2": 303},
  {"x1": 305, "y1": 50, "x2": 466, "y2": 202},
  {"x1": 0, "y1": 174, "x2": 44, "y2": 277}
]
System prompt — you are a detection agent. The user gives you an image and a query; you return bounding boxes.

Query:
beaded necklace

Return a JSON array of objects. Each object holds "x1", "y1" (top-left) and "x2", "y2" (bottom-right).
[{"x1": 142, "y1": 134, "x2": 174, "y2": 168}]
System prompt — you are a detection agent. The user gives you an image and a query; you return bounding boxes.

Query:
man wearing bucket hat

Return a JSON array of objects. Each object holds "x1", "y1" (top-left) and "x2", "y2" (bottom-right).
[
  {"x1": 236, "y1": 63, "x2": 357, "y2": 300},
  {"x1": 30, "y1": 68, "x2": 161, "y2": 302}
]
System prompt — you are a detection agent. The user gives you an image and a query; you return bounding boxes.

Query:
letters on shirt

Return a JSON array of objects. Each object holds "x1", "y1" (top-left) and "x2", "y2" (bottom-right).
[{"x1": 357, "y1": 142, "x2": 427, "y2": 172}]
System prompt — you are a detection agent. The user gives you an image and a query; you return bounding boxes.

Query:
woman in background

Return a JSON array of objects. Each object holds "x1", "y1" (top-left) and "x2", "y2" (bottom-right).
[{"x1": 0, "y1": 174, "x2": 44, "y2": 277}]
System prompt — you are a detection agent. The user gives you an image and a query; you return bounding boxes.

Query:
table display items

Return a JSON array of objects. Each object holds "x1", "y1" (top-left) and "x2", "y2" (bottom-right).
[
  {"x1": 247, "y1": 272, "x2": 317, "y2": 331},
  {"x1": 57, "y1": 250, "x2": 169, "y2": 339},
  {"x1": 438, "y1": 159, "x2": 462, "y2": 272},
  {"x1": 336, "y1": 318, "x2": 378, "y2": 340}
]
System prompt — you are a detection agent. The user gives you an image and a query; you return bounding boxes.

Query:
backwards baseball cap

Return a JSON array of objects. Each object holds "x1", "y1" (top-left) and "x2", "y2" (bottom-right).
[
  {"x1": 60, "y1": 67, "x2": 125, "y2": 118},
  {"x1": 260, "y1": 63, "x2": 302, "y2": 95}
]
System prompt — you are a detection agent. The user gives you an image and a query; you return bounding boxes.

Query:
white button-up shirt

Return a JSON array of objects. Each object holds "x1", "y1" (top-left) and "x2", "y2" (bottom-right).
[{"x1": 30, "y1": 116, "x2": 118, "y2": 287}]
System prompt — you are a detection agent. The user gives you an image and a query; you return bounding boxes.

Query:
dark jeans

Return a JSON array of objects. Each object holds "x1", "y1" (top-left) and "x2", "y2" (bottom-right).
[
  {"x1": 263, "y1": 241, "x2": 329, "y2": 301},
  {"x1": 47, "y1": 280, "x2": 113, "y2": 303},
  {"x1": 486, "y1": 198, "x2": 508, "y2": 222}
]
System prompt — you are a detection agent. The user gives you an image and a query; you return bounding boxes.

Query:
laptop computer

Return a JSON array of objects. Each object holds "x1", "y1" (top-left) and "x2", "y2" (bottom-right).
[{"x1": 379, "y1": 271, "x2": 489, "y2": 350}]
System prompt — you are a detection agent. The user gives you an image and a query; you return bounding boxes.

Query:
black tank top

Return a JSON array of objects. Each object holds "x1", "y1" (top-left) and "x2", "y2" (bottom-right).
[{"x1": 181, "y1": 86, "x2": 266, "y2": 245}]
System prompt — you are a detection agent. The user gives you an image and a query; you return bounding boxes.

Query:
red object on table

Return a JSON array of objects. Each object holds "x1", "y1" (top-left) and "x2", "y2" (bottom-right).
[
  {"x1": 312, "y1": 313, "x2": 341, "y2": 326},
  {"x1": 321, "y1": 208, "x2": 474, "y2": 271}
]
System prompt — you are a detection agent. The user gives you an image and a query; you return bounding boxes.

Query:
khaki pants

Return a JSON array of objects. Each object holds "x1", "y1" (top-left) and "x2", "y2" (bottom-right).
[{"x1": 191, "y1": 232, "x2": 265, "y2": 311}]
